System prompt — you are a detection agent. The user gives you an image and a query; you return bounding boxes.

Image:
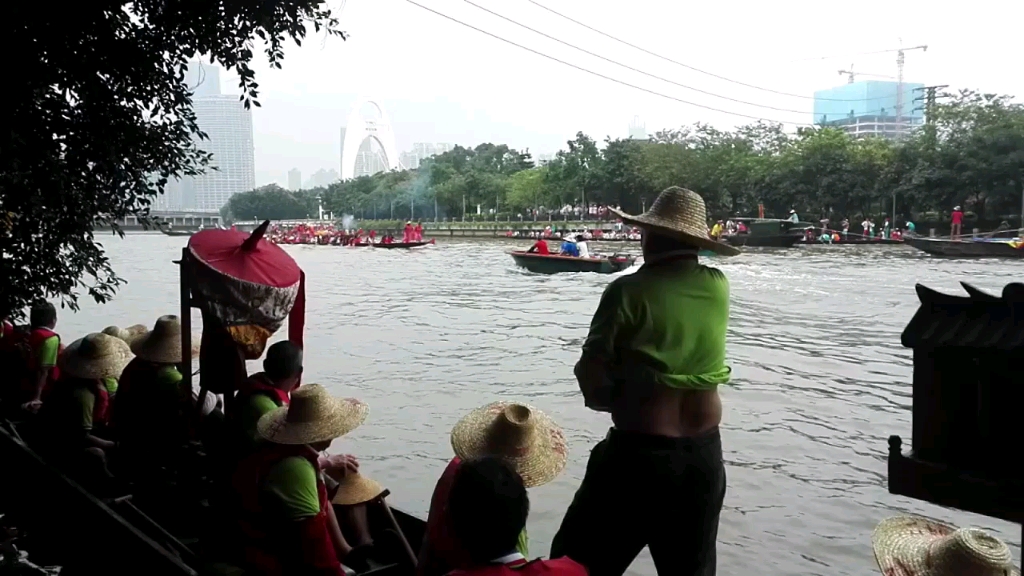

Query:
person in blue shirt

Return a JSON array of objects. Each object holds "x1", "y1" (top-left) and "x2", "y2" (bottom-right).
[{"x1": 560, "y1": 238, "x2": 579, "y2": 257}]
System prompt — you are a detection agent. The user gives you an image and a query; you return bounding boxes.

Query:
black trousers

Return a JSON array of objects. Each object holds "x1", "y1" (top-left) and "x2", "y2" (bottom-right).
[{"x1": 550, "y1": 427, "x2": 726, "y2": 576}]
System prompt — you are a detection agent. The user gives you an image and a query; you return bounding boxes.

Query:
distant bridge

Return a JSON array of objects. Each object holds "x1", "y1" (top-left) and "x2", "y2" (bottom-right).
[{"x1": 99, "y1": 210, "x2": 222, "y2": 231}]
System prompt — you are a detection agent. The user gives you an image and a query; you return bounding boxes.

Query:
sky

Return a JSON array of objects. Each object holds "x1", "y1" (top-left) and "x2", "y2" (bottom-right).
[{"x1": 212, "y1": 0, "x2": 1024, "y2": 187}]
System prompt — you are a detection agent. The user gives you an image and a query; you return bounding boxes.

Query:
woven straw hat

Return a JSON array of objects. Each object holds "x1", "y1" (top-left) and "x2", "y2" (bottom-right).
[
  {"x1": 610, "y1": 187, "x2": 740, "y2": 256},
  {"x1": 125, "y1": 324, "x2": 148, "y2": 343},
  {"x1": 331, "y1": 473, "x2": 387, "y2": 506},
  {"x1": 62, "y1": 333, "x2": 134, "y2": 380},
  {"x1": 872, "y1": 516, "x2": 1019, "y2": 576},
  {"x1": 101, "y1": 325, "x2": 131, "y2": 342},
  {"x1": 450, "y1": 401, "x2": 567, "y2": 488},
  {"x1": 257, "y1": 384, "x2": 368, "y2": 445},
  {"x1": 131, "y1": 315, "x2": 184, "y2": 364}
]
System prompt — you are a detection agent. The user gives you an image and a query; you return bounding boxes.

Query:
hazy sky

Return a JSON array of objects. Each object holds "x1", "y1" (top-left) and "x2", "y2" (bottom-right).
[{"x1": 214, "y1": 0, "x2": 1024, "y2": 187}]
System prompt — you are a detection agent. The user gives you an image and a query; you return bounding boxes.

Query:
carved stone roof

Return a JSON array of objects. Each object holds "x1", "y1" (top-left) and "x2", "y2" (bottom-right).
[{"x1": 901, "y1": 282, "x2": 1024, "y2": 349}]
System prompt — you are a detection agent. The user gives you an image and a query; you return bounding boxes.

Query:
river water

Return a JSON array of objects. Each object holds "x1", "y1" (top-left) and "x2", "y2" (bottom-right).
[{"x1": 55, "y1": 233, "x2": 1018, "y2": 576}]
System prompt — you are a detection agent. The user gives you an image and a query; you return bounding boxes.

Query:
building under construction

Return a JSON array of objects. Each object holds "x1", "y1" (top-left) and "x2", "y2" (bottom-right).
[{"x1": 813, "y1": 80, "x2": 925, "y2": 140}]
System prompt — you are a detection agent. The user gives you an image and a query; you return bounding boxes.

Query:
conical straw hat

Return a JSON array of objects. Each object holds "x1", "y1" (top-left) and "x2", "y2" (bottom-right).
[
  {"x1": 124, "y1": 324, "x2": 148, "y2": 343},
  {"x1": 130, "y1": 315, "x2": 183, "y2": 364},
  {"x1": 872, "y1": 516, "x2": 1019, "y2": 576},
  {"x1": 610, "y1": 187, "x2": 740, "y2": 256},
  {"x1": 101, "y1": 325, "x2": 131, "y2": 342},
  {"x1": 450, "y1": 401, "x2": 567, "y2": 488},
  {"x1": 257, "y1": 384, "x2": 368, "y2": 445},
  {"x1": 62, "y1": 333, "x2": 134, "y2": 380},
  {"x1": 331, "y1": 473, "x2": 387, "y2": 506}
]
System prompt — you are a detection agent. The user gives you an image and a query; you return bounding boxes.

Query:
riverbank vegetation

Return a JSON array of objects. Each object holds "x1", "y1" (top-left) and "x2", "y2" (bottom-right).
[
  {"x1": 2, "y1": 1, "x2": 344, "y2": 317},
  {"x1": 225, "y1": 90, "x2": 1024, "y2": 232}
]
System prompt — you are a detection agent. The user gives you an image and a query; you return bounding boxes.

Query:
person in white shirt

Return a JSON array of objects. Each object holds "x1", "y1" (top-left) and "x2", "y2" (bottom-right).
[{"x1": 575, "y1": 234, "x2": 590, "y2": 258}]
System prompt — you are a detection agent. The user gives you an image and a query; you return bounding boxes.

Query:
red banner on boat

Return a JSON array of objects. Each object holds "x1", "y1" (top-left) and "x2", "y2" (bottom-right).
[{"x1": 187, "y1": 221, "x2": 305, "y2": 359}]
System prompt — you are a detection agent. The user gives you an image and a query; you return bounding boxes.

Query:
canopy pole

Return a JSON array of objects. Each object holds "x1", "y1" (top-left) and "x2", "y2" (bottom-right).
[{"x1": 178, "y1": 248, "x2": 193, "y2": 407}]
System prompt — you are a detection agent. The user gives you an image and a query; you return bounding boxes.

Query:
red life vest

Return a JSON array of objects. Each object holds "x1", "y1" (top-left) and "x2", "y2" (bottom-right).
[
  {"x1": 232, "y1": 443, "x2": 342, "y2": 576},
  {"x1": 449, "y1": 558, "x2": 589, "y2": 576},
  {"x1": 46, "y1": 377, "x2": 111, "y2": 426},
  {"x1": 27, "y1": 327, "x2": 62, "y2": 391},
  {"x1": 235, "y1": 373, "x2": 291, "y2": 407}
]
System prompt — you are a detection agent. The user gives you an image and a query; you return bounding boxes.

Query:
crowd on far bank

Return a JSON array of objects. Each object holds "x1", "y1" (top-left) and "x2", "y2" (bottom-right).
[{"x1": 267, "y1": 221, "x2": 426, "y2": 246}]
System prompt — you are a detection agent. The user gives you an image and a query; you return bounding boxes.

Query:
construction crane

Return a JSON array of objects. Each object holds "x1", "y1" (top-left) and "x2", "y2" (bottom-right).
[
  {"x1": 895, "y1": 43, "x2": 928, "y2": 139},
  {"x1": 838, "y1": 64, "x2": 896, "y2": 84}
]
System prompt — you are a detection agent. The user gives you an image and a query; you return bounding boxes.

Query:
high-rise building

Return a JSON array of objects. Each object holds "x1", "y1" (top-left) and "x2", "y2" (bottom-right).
[
  {"x1": 288, "y1": 168, "x2": 302, "y2": 191},
  {"x1": 189, "y1": 95, "x2": 255, "y2": 210},
  {"x1": 535, "y1": 153, "x2": 555, "y2": 166},
  {"x1": 397, "y1": 143, "x2": 454, "y2": 171},
  {"x1": 628, "y1": 116, "x2": 647, "y2": 140},
  {"x1": 399, "y1": 151, "x2": 420, "y2": 170},
  {"x1": 305, "y1": 169, "x2": 339, "y2": 189},
  {"x1": 813, "y1": 80, "x2": 925, "y2": 140},
  {"x1": 153, "y1": 62, "x2": 255, "y2": 211}
]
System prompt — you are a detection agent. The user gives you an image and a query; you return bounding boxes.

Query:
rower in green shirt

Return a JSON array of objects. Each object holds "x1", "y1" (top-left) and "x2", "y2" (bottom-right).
[{"x1": 230, "y1": 340, "x2": 304, "y2": 453}]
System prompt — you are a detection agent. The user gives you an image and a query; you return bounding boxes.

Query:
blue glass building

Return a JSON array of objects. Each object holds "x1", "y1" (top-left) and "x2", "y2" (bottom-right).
[{"x1": 813, "y1": 80, "x2": 925, "y2": 139}]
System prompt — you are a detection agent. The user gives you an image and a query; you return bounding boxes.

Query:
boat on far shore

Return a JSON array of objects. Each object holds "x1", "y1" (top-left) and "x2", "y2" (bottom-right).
[
  {"x1": 904, "y1": 236, "x2": 1024, "y2": 258},
  {"x1": 510, "y1": 251, "x2": 636, "y2": 274},
  {"x1": 372, "y1": 239, "x2": 436, "y2": 249}
]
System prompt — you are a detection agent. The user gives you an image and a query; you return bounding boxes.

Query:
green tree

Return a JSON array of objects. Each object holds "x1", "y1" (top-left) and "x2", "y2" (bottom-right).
[{"x1": 1, "y1": 2, "x2": 344, "y2": 317}]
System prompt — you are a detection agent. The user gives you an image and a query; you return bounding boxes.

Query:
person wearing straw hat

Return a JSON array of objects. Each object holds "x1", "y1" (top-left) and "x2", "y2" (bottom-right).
[
  {"x1": 872, "y1": 515, "x2": 1019, "y2": 576},
  {"x1": 111, "y1": 315, "x2": 194, "y2": 477},
  {"x1": 445, "y1": 457, "x2": 587, "y2": 576},
  {"x1": 549, "y1": 187, "x2": 735, "y2": 576},
  {"x1": 418, "y1": 401, "x2": 567, "y2": 576},
  {"x1": 31, "y1": 333, "x2": 132, "y2": 491},
  {"x1": 230, "y1": 384, "x2": 371, "y2": 576}
]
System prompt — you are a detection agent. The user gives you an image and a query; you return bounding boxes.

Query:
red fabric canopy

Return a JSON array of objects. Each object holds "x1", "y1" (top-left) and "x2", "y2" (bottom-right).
[
  {"x1": 187, "y1": 222, "x2": 305, "y2": 353},
  {"x1": 188, "y1": 226, "x2": 300, "y2": 289}
]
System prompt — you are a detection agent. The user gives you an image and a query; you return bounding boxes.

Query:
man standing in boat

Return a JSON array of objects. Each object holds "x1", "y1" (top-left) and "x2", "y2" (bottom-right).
[
  {"x1": 951, "y1": 205, "x2": 964, "y2": 239},
  {"x1": 550, "y1": 187, "x2": 738, "y2": 576}
]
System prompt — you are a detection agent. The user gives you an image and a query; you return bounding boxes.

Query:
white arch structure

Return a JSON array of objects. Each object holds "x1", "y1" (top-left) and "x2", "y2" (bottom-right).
[{"x1": 340, "y1": 98, "x2": 401, "y2": 180}]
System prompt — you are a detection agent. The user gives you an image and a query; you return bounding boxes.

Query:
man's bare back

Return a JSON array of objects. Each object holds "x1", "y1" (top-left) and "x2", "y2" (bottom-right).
[{"x1": 611, "y1": 380, "x2": 722, "y2": 438}]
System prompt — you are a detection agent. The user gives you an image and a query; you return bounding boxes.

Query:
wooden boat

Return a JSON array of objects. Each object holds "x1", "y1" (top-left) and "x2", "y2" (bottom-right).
[
  {"x1": 160, "y1": 228, "x2": 195, "y2": 237},
  {"x1": 721, "y1": 218, "x2": 805, "y2": 248},
  {"x1": 373, "y1": 239, "x2": 436, "y2": 249},
  {"x1": 797, "y1": 238, "x2": 904, "y2": 245},
  {"x1": 722, "y1": 233, "x2": 800, "y2": 248},
  {"x1": 904, "y1": 236, "x2": 1024, "y2": 258},
  {"x1": 0, "y1": 420, "x2": 199, "y2": 575},
  {"x1": 510, "y1": 251, "x2": 636, "y2": 274}
]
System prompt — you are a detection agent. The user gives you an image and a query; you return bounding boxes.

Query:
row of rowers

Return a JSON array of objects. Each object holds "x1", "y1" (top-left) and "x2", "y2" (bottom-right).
[{"x1": 1, "y1": 302, "x2": 582, "y2": 576}]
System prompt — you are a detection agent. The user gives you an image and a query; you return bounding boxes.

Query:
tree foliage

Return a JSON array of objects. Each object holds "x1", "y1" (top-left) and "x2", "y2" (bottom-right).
[
  {"x1": 0, "y1": 2, "x2": 344, "y2": 318},
  {"x1": 233, "y1": 89, "x2": 1024, "y2": 231}
]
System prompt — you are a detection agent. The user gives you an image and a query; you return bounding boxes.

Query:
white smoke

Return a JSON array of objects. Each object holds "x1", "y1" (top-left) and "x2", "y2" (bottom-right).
[{"x1": 340, "y1": 214, "x2": 356, "y2": 231}]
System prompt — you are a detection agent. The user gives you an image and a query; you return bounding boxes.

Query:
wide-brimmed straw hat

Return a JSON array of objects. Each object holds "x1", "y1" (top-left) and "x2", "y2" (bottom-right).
[
  {"x1": 125, "y1": 324, "x2": 148, "y2": 342},
  {"x1": 131, "y1": 315, "x2": 185, "y2": 364},
  {"x1": 450, "y1": 401, "x2": 567, "y2": 488},
  {"x1": 609, "y1": 187, "x2": 740, "y2": 256},
  {"x1": 101, "y1": 325, "x2": 131, "y2": 342},
  {"x1": 257, "y1": 384, "x2": 369, "y2": 445},
  {"x1": 62, "y1": 333, "x2": 134, "y2": 380},
  {"x1": 872, "y1": 516, "x2": 1019, "y2": 576},
  {"x1": 331, "y1": 473, "x2": 387, "y2": 506}
]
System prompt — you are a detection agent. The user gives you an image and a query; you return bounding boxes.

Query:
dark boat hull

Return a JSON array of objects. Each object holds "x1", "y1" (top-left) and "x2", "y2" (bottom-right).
[
  {"x1": 373, "y1": 240, "x2": 435, "y2": 249},
  {"x1": 0, "y1": 421, "x2": 198, "y2": 575},
  {"x1": 510, "y1": 251, "x2": 635, "y2": 274},
  {"x1": 798, "y1": 238, "x2": 904, "y2": 245},
  {"x1": 904, "y1": 237, "x2": 1024, "y2": 258},
  {"x1": 722, "y1": 234, "x2": 801, "y2": 248},
  {"x1": 161, "y1": 230, "x2": 195, "y2": 237}
]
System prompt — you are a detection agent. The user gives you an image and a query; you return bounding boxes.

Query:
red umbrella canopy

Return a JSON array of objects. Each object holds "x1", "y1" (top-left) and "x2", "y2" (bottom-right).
[{"x1": 187, "y1": 221, "x2": 305, "y2": 358}]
